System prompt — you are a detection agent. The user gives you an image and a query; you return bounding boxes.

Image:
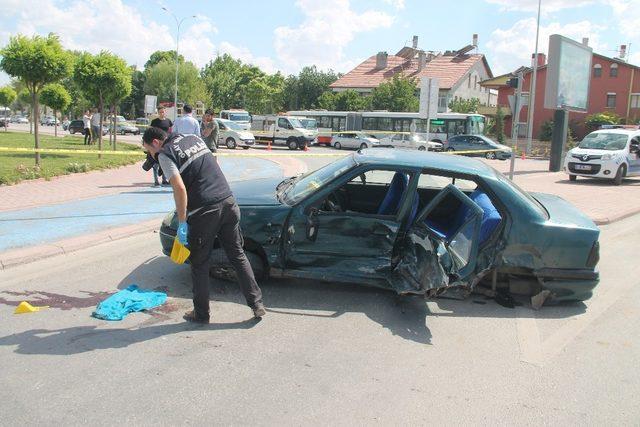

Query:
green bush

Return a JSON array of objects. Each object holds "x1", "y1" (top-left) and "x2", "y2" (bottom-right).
[
  {"x1": 539, "y1": 120, "x2": 554, "y2": 141},
  {"x1": 65, "y1": 162, "x2": 91, "y2": 173}
]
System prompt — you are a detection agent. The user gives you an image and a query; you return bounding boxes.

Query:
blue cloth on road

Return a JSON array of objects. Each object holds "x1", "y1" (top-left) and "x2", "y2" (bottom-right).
[{"x1": 92, "y1": 285, "x2": 167, "y2": 321}]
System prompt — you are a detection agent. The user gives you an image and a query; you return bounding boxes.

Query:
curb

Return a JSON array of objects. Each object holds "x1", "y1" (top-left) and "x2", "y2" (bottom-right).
[
  {"x1": 593, "y1": 207, "x2": 640, "y2": 225},
  {"x1": 0, "y1": 219, "x2": 159, "y2": 270}
]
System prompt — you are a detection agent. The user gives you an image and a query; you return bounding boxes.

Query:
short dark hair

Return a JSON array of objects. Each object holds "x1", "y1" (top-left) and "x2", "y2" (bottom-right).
[
  {"x1": 205, "y1": 108, "x2": 214, "y2": 115},
  {"x1": 182, "y1": 104, "x2": 192, "y2": 113},
  {"x1": 157, "y1": 106, "x2": 165, "y2": 111},
  {"x1": 143, "y1": 126, "x2": 167, "y2": 144}
]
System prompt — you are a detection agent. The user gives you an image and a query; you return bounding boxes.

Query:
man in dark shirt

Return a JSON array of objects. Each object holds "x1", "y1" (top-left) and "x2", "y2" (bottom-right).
[
  {"x1": 142, "y1": 126, "x2": 265, "y2": 323},
  {"x1": 149, "y1": 106, "x2": 173, "y2": 186}
]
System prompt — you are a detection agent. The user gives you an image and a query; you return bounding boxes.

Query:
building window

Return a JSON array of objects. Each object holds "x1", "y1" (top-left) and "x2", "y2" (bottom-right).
[
  {"x1": 593, "y1": 64, "x2": 602, "y2": 77},
  {"x1": 631, "y1": 94, "x2": 640, "y2": 109},
  {"x1": 606, "y1": 93, "x2": 616, "y2": 108},
  {"x1": 610, "y1": 63, "x2": 618, "y2": 77}
]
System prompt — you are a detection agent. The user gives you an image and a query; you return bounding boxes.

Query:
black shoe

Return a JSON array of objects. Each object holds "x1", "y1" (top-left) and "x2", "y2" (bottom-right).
[
  {"x1": 252, "y1": 303, "x2": 266, "y2": 318},
  {"x1": 183, "y1": 310, "x2": 209, "y2": 324}
]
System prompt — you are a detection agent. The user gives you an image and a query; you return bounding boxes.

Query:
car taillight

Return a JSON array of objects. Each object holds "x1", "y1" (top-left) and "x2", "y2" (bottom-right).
[{"x1": 586, "y1": 241, "x2": 599, "y2": 268}]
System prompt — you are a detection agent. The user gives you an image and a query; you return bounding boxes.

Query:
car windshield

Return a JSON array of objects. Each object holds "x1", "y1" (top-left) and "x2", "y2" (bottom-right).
[
  {"x1": 229, "y1": 114, "x2": 250, "y2": 122},
  {"x1": 301, "y1": 119, "x2": 317, "y2": 129},
  {"x1": 282, "y1": 156, "x2": 357, "y2": 205},
  {"x1": 224, "y1": 120, "x2": 243, "y2": 130},
  {"x1": 288, "y1": 118, "x2": 303, "y2": 128},
  {"x1": 578, "y1": 133, "x2": 628, "y2": 151}
]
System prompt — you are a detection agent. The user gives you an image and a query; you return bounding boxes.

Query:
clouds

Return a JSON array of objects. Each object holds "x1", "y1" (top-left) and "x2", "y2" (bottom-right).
[
  {"x1": 485, "y1": 0, "x2": 594, "y2": 12},
  {"x1": 273, "y1": 0, "x2": 395, "y2": 73},
  {"x1": 486, "y1": 18, "x2": 607, "y2": 74}
]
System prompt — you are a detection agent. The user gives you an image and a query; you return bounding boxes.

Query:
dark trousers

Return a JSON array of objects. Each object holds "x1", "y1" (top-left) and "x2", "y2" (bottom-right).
[
  {"x1": 188, "y1": 196, "x2": 263, "y2": 319},
  {"x1": 84, "y1": 127, "x2": 91, "y2": 145}
]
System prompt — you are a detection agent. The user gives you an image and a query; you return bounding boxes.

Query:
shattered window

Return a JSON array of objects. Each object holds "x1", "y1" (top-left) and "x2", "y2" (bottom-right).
[
  {"x1": 449, "y1": 218, "x2": 475, "y2": 268},
  {"x1": 417, "y1": 174, "x2": 477, "y2": 192}
]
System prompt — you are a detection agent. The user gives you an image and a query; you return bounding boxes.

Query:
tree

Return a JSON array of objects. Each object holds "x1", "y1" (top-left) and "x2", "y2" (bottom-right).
[
  {"x1": 494, "y1": 105, "x2": 505, "y2": 143},
  {"x1": 120, "y1": 68, "x2": 145, "y2": 118},
  {"x1": 318, "y1": 90, "x2": 370, "y2": 111},
  {"x1": 17, "y1": 89, "x2": 32, "y2": 132},
  {"x1": 144, "y1": 60, "x2": 206, "y2": 106},
  {"x1": 0, "y1": 33, "x2": 73, "y2": 165},
  {"x1": 144, "y1": 50, "x2": 184, "y2": 71},
  {"x1": 285, "y1": 66, "x2": 339, "y2": 110},
  {"x1": 243, "y1": 73, "x2": 286, "y2": 114},
  {"x1": 317, "y1": 91, "x2": 337, "y2": 110},
  {"x1": 585, "y1": 111, "x2": 621, "y2": 130},
  {"x1": 40, "y1": 83, "x2": 71, "y2": 137},
  {"x1": 0, "y1": 86, "x2": 17, "y2": 132},
  {"x1": 201, "y1": 54, "x2": 260, "y2": 110},
  {"x1": 370, "y1": 75, "x2": 419, "y2": 112},
  {"x1": 448, "y1": 97, "x2": 480, "y2": 114},
  {"x1": 74, "y1": 51, "x2": 132, "y2": 152}
]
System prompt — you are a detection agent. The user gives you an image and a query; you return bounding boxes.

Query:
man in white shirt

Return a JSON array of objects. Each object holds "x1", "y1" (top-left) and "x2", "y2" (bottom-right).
[
  {"x1": 82, "y1": 110, "x2": 91, "y2": 145},
  {"x1": 90, "y1": 108, "x2": 101, "y2": 143},
  {"x1": 172, "y1": 104, "x2": 200, "y2": 136}
]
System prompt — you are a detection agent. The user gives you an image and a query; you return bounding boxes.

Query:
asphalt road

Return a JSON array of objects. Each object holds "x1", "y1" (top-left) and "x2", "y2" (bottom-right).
[{"x1": 0, "y1": 208, "x2": 638, "y2": 424}]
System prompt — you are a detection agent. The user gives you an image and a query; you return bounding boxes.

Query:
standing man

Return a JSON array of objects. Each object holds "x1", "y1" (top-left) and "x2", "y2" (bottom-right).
[
  {"x1": 200, "y1": 108, "x2": 219, "y2": 152},
  {"x1": 142, "y1": 127, "x2": 266, "y2": 323},
  {"x1": 90, "y1": 108, "x2": 101, "y2": 143},
  {"x1": 172, "y1": 104, "x2": 200, "y2": 136},
  {"x1": 149, "y1": 106, "x2": 173, "y2": 186},
  {"x1": 82, "y1": 110, "x2": 91, "y2": 145}
]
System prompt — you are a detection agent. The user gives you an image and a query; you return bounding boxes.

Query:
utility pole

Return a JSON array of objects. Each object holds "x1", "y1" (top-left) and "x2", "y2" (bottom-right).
[
  {"x1": 162, "y1": 8, "x2": 196, "y2": 121},
  {"x1": 508, "y1": 71, "x2": 523, "y2": 180},
  {"x1": 526, "y1": 0, "x2": 542, "y2": 155}
]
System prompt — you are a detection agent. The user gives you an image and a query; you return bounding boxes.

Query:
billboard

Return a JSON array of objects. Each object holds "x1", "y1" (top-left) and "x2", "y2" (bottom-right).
[
  {"x1": 544, "y1": 34, "x2": 592, "y2": 111},
  {"x1": 419, "y1": 77, "x2": 439, "y2": 120}
]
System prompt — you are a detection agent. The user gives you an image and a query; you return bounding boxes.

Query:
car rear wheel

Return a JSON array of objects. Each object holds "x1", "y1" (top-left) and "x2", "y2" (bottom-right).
[
  {"x1": 226, "y1": 137, "x2": 237, "y2": 149},
  {"x1": 334, "y1": 141, "x2": 342, "y2": 150},
  {"x1": 418, "y1": 146, "x2": 426, "y2": 151},
  {"x1": 446, "y1": 147, "x2": 455, "y2": 152},
  {"x1": 359, "y1": 142, "x2": 368, "y2": 150},
  {"x1": 613, "y1": 164, "x2": 626, "y2": 186},
  {"x1": 485, "y1": 151, "x2": 497, "y2": 160},
  {"x1": 569, "y1": 174, "x2": 577, "y2": 181}
]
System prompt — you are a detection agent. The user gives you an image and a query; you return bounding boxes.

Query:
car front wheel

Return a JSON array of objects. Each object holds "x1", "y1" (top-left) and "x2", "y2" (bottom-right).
[
  {"x1": 613, "y1": 164, "x2": 626, "y2": 186},
  {"x1": 334, "y1": 141, "x2": 341, "y2": 150},
  {"x1": 287, "y1": 138, "x2": 298, "y2": 150},
  {"x1": 446, "y1": 147, "x2": 455, "y2": 152},
  {"x1": 418, "y1": 146, "x2": 426, "y2": 151},
  {"x1": 226, "y1": 137, "x2": 237, "y2": 149},
  {"x1": 485, "y1": 151, "x2": 497, "y2": 160},
  {"x1": 569, "y1": 174, "x2": 577, "y2": 181},
  {"x1": 359, "y1": 142, "x2": 368, "y2": 150}
]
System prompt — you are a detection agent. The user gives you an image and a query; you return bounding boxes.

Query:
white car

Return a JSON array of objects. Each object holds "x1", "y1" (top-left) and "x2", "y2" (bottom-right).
[
  {"x1": 564, "y1": 129, "x2": 640, "y2": 185},
  {"x1": 331, "y1": 132, "x2": 380, "y2": 150},
  {"x1": 215, "y1": 118, "x2": 255, "y2": 149},
  {"x1": 379, "y1": 133, "x2": 443, "y2": 151}
]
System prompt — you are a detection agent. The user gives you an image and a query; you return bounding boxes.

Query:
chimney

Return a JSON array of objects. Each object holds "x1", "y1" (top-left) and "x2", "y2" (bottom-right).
[
  {"x1": 532, "y1": 52, "x2": 546, "y2": 67},
  {"x1": 582, "y1": 37, "x2": 589, "y2": 46},
  {"x1": 376, "y1": 51, "x2": 388, "y2": 69},
  {"x1": 418, "y1": 51, "x2": 427, "y2": 71},
  {"x1": 472, "y1": 34, "x2": 478, "y2": 47},
  {"x1": 620, "y1": 45, "x2": 627, "y2": 60},
  {"x1": 412, "y1": 36, "x2": 418, "y2": 49}
]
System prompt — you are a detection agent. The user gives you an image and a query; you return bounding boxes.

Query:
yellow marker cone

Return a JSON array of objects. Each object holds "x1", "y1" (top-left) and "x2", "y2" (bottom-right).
[
  {"x1": 170, "y1": 238, "x2": 191, "y2": 264},
  {"x1": 14, "y1": 301, "x2": 49, "y2": 314}
]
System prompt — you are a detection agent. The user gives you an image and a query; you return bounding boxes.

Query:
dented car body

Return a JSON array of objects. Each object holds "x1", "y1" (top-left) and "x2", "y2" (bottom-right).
[{"x1": 160, "y1": 149, "x2": 600, "y2": 304}]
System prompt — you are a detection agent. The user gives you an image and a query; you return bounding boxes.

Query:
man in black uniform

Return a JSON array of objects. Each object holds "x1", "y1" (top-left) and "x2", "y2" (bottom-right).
[{"x1": 142, "y1": 127, "x2": 265, "y2": 323}]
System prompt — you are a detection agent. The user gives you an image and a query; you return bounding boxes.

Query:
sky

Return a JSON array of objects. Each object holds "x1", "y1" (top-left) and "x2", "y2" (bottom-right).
[{"x1": 0, "y1": 0, "x2": 638, "y2": 85}]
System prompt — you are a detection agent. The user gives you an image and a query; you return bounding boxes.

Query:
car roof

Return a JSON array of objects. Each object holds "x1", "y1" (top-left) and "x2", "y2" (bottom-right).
[
  {"x1": 353, "y1": 148, "x2": 498, "y2": 178},
  {"x1": 589, "y1": 129, "x2": 640, "y2": 136}
]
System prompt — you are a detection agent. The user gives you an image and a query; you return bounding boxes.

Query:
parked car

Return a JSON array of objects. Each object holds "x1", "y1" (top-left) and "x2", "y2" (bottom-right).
[
  {"x1": 564, "y1": 129, "x2": 640, "y2": 185},
  {"x1": 445, "y1": 135, "x2": 512, "y2": 160},
  {"x1": 159, "y1": 149, "x2": 600, "y2": 305},
  {"x1": 379, "y1": 133, "x2": 444, "y2": 151},
  {"x1": 62, "y1": 119, "x2": 70, "y2": 131},
  {"x1": 215, "y1": 118, "x2": 255, "y2": 149},
  {"x1": 15, "y1": 116, "x2": 29, "y2": 124},
  {"x1": 135, "y1": 117, "x2": 150, "y2": 133},
  {"x1": 41, "y1": 116, "x2": 57, "y2": 126},
  {"x1": 113, "y1": 116, "x2": 140, "y2": 135},
  {"x1": 331, "y1": 132, "x2": 380, "y2": 150},
  {"x1": 67, "y1": 120, "x2": 109, "y2": 136}
]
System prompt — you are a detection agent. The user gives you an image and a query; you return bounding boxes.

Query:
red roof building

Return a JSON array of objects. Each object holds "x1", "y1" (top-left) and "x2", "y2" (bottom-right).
[
  {"x1": 329, "y1": 36, "x2": 496, "y2": 113},
  {"x1": 483, "y1": 49, "x2": 640, "y2": 140}
]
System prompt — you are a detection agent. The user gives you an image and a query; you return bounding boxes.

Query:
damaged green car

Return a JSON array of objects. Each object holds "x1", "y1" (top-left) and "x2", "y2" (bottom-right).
[{"x1": 160, "y1": 149, "x2": 600, "y2": 304}]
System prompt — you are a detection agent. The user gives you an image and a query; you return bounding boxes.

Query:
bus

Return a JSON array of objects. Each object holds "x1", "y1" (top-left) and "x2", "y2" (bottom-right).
[{"x1": 287, "y1": 110, "x2": 486, "y2": 146}]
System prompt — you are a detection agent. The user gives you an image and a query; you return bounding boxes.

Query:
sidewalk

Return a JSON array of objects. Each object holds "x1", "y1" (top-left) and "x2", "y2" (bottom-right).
[{"x1": 0, "y1": 155, "x2": 307, "y2": 269}]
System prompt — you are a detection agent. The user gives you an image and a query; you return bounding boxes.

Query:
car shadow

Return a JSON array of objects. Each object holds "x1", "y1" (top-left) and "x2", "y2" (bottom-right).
[{"x1": 555, "y1": 177, "x2": 640, "y2": 186}]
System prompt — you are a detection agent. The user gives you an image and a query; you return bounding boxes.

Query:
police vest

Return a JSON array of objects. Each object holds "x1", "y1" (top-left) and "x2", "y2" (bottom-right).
[{"x1": 161, "y1": 134, "x2": 232, "y2": 213}]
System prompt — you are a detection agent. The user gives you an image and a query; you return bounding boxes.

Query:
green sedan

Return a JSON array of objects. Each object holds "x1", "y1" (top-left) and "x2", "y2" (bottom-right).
[{"x1": 160, "y1": 149, "x2": 600, "y2": 305}]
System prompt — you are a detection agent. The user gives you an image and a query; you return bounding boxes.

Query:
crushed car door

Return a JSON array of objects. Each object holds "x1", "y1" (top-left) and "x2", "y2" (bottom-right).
[{"x1": 391, "y1": 183, "x2": 484, "y2": 294}]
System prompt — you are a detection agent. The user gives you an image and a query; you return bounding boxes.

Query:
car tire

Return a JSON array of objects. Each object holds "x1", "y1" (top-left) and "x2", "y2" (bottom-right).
[
  {"x1": 613, "y1": 164, "x2": 626, "y2": 186},
  {"x1": 569, "y1": 174, "x2": 577, "y2": 181},
  {"x1": 334, "y1": 141, "x2": 342, "y2": 150},
  {"x1": 446, "y1": 147, "x2": 455, "y2": 152},
  {"x1": 359, "y1": 142, "x2": 368, "y2": 150},
  {"x1": 209, "y1": 251, "x2": 266, "y2": 282},
  {"x1": 242, "y1": 146, "x2": 250, "y2": 150},
  {"x1": 70, "y1": 129, "x2": 75, "y2": 134},
  {"x1": 226, "y1": 137, "x2": 237, "y2": 149},
  {"x1": 485, "y1": 151, "x2": 497, "y2": 160},
  {"x1": 287, "y1": 137, "x2": 298, "y2": 150},
  {"x1": 418, "y1": 146, "x2": 426, "y2": 151}
]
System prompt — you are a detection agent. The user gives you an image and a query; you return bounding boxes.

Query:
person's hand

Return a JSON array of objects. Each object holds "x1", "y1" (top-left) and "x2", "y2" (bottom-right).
[{"x1": 177, "y1": 222, "x2": 189, "y2": 246}]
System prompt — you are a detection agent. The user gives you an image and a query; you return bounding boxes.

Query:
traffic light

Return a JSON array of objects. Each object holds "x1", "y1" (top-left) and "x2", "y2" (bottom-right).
[{"x1": 506, "y1": 77, "x2": 519, "y2": 88}]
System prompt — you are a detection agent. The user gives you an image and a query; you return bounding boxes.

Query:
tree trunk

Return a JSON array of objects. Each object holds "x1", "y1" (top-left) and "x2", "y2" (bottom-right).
[
  {"x1": 98, "y1": 97, "x2": 103, "y2": 159},
  {"x1": 54, "y1": 109, "x2": 58, "y2": 137},
  {"x1": 112, "y1": 103, "x2": 117, "y2": 151},
  {"x1": 29, "y1": 106, "x2": 33, "y2": 134},
  {"x1": 32, "y1": 91, "x2": 40, "y2": 166}
]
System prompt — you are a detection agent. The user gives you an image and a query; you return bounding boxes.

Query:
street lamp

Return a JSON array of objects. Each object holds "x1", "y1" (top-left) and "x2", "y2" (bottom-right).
[
  {"x1": 526, "y1": 0, "x2": 542, "y2": 154},
  {"x1": 162, "y1": 7, "x2": 197, "y2": 121}
]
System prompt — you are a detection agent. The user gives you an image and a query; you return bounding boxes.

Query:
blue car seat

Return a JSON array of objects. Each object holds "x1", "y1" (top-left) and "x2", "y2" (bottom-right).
[
  {"x1": 377, "y1": 172, "x2": 419, "y2": 222},
  {"x1": 424, "y1": 189, "x2": 501, "y2": 244}
]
